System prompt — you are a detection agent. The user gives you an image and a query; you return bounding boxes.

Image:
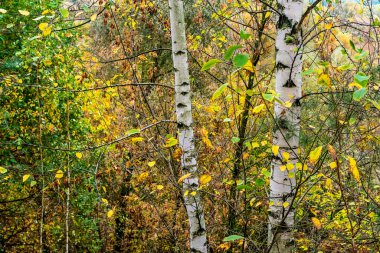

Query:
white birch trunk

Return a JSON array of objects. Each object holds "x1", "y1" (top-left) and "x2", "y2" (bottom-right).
[
  {"x1": 168, "y1": 0, "x2": 208, "y2": 252},
  {"x1": 269, "y1": 0, "x2": 303, "y2": 252}
]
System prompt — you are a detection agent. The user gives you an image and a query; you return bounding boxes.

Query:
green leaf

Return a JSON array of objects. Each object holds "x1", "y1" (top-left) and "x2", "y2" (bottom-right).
[
  {"x1": 201, "y1": 59, "x2": 223, "y2": 71},
  {"x1": 354, "y1": 51, "x2": 368, "y2": 60},
  {"x1": 224, "y1": 45, "x2": 242, "y2": 60},
  {"x1": 349, "y1": 40, "x2": 356, "y2": 51},
  {"x1": 127, "y1": 129, "x2": 140, "y2": 135},
  {"x1": 240, "y1": 30, "x2": 251, "y2": 40},
  {"x1": 231, "y1": 137, "x2": 240, "y2": 143},
  {"x1": 255, "y1": 178, "x2": 265, "y2": 186},
  {"x1": 353, "y1": 88, "x2": 367, "y2": 101},
  {"x1": 236, "y1": 184, "x2": 253, "y2": 190},
  {"x1": 233, "y1": 54, "x2": 249, "y2": 68},
  {"x1": 246, "y1": 89, "x2": 254, "y2": 96},
  {"x1": 223, "y1": 235, "x2": 244, "y2": 242},
  {"x1": 301, "y1": 69, "x2": 315, "y2": 76},
  {"x1": 30, "y1": 181, "x2": 37, "y2": 187},
  {"x1": 211, "y1": 83, "x2": 228, "y2": 100},
  {"x1": 263, "y1": 93, "x2": 274, "y2": 102},
  {"x1": 354, "y1": 73, "x2": 370, "y2": 87},
  {"x1": 60, "y1": 8, "x2": 69, "y2": 18}
]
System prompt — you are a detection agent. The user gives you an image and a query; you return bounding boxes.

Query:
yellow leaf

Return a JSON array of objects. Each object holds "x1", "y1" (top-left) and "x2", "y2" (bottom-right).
[
  {"x1": 131, "y1": 137, "x2": 144, "y2": 143},
  {"x1": 348, "y1": 156, "x2": 360, "y2": 183},
  {"x1": 325, "y1": 22, "x2": 333, "y2": 30},
  {"x1": 282, "y1": 151, "x2": 290, "y2": 161},
  {"x1": 325, "y1": 178, "x2": 333, "y2": 190},
  {"x1": 243, "y1": 60, "x2": 255, "y2": 72},
  {"x1": 148, "y1": 161, "x2": 156, "y2": 167},
  {"x1": 329, "y1": 162, "x2": 337, "y2": 169},
  {"x1": 184, "y1": 190, "x2": 189, "y2": 196},
  {"x1": 296, "y1": 163, "x2": 308, "y2": 171},
  {"x1": 283, "y1": 202, "x2": 289, "y2": 208},
  {"x1": 252, "y1": 104, "x2": 265, "y2": 114},
  {"x1": 265, "y1": 11, "x2": 271, "y2": 19},
  {"x1": 38, "y1": 22, "x2": 52, "y2": 36},
  {"x1": 309, "y1": 146, "x2": 323, "y2": 164},
  {"x1": 18, "y1": 10, "x2": 30, "y2": 16},
  {"x1": 251, "y1": 142, "x2": 259, "y2": 148},
  {"x1": 200, "y1": 174, "x2": 212, "y2": 185},
  {"x1": 286, "y1": 163, "x2": 294, "y2": 171},
  {"x1": 23, "y1": 174, "x2": 30, "y2": 182},
  {"x1": 311, "y1": 217, "x2": 322, "y2": 229},
  {"x1": 76, "y1": 152, "x2": 83, "y2": 159},
  {"x1": 90, "y1": 13, "x2": 97, "y2": 21},
  {"x1": 156, "y1": 185, "x2": 164, "y2": 190},
  {"x1": 178, "y1": 173, "x2": 191, "y2": 183},
  {"x1": 107, "y1": 209, "x2": 114, "y2": 218},
  {"x1": 318, "y1": 74, "x2": 331, "y2": 86},
  {"x1": 272, "y1": 145, "x2": 279, "y2": 156},
  {"x1": 55, "y1": 170, "x2": 64, "y2": 179},
  {"x1": 190, "y1": 191, "x2": 197, "y2": 196},
  {"x1": 280, "y1": 165, "x2": 286, "y2": 171},
  {"x1": 284, "y1": 101, "x2": 292, "y2": 108},
  {"x1": 102, "y1": 186, "x2": 106, "y2": 192},
  {"x1": 137, "y1": 172, "x2": 149, "y2": 182},
  {"x1": 101, "y1": 198, "x2": 108, "y2": 204}
]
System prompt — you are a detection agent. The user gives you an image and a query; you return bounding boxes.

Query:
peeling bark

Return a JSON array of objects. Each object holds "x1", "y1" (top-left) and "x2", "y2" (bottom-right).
[
  {"x1": 269, "y1": 0, "x2": 303, "y2": 252},
  {"x1": 168, "y1": 0, "x2": 208, "y2": 252}
]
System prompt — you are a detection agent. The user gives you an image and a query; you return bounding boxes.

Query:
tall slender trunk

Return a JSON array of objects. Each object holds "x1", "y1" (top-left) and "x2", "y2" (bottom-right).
[
  {"x1": 268, "y1": 0, "x2": 303, "y2": 252},
  {"x1": 168, "y1": 0, "x2": 208, "y2": 252}
]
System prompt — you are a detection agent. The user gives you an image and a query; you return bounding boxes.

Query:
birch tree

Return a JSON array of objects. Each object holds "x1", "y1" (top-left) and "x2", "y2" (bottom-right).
[
  {"x1": 268, "y1": 0, "x2": 304, "y2": 251},
  {"x1": 168, "y1": 0, "x2": 208, "y2": 252}
]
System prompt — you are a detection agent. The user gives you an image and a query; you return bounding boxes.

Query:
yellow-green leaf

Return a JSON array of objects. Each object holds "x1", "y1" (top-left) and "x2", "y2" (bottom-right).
[
  {"x1": 101, "y1": 198, "x2": 108, "y2": 204},
  {"x1": 309, "y1": 146, "x2": 323, "y2": 164},
  {"x1": 211, "y1": 83, "x2": 228, "y2": 100},
  {"x1": 148, "y1": 161, "x2": 156, "y2": 167},
  {"x1": 0, "y1": 166, "x2": 7, "y2": 174},
  {"x1": 252, "y1": 104, "x2": 265, "y2": 114},
  {"x1": 164, "y1": 137, "x2": 178, "y2": 148}
]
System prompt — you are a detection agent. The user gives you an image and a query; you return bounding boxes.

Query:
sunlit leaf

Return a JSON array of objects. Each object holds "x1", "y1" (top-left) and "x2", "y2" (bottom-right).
[
  {"x1": 90, "y1": 13, "x2": 97, "y2": 21},
  {"x1": 127, "y1": 128, "x2": 140, "y2": 135},
  {"x1": 0, "y1": 9, "x2": 7, "y2": 14},
  {"x1": 101, "y1": 198, "x2": 108, "y2": 204},
  {"x1": 75, "y1": 152, "x2": 83, "y2": 159},
  {"x1": 156, "y1": 185, "x2": 164, "y2": 190},
  {"x1": 239, "y1": 29, "x2": 251, "y2": 39},
  {"x1": 329, "y1": 162, "x2": 337, "y2": 169},
  {"x1": 164, "y1": 137, "x2": 178, "y2": 148},
  {"x1": 252, "y1": 104, "x2": 265, "y2": 114},
  {"x1": 231, "y1": 137, "x2": 240, "y2": 143}
]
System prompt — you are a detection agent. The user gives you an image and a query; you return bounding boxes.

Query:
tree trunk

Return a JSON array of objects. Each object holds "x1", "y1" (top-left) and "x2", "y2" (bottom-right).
[
  {"x1": 268, "y1": 0, "x2": 303, "y2": 252},
  {"x1": 168, "y1": 0, "x2": 208, "y2": 252}
]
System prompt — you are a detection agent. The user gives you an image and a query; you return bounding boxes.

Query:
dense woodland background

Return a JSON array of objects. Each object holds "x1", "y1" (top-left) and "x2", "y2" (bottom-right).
[{"x1": 1, "y1": 0, "x2": 380, "y2": 252}]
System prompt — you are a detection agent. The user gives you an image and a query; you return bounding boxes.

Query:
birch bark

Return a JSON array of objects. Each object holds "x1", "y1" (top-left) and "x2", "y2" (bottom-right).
[
  {"x1": 269, "y1": 0, "x2": 303, "y2": 252},
  {"x1": 168, "y1": 0, "x2": 208, "y2": 252}
]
